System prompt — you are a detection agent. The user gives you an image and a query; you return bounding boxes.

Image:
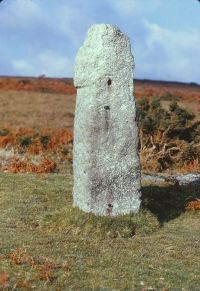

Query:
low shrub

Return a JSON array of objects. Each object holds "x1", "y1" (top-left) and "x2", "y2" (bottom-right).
[{"x1": 136, "y1": 98, "x2": 200, "y2": 173}]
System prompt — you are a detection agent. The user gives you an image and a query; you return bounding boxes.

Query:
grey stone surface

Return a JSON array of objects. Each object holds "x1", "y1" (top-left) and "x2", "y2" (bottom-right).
[
  {"x1": 142, "y1": 174, "x2": 166, "y2": 184},
  {"x1": 142, "y1": 173, "x2": 200, "y2": 186},
  {"x1": 73, "y1": 24, "x2": 141, "y2": 216},
  {"x1": 174, "y1": 173, "x2": 200, "y2": 185}
]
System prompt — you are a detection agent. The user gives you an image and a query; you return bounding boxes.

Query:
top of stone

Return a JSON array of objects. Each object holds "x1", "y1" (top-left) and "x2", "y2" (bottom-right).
[
  {"x1": 86, "y1": 23, "x2": 124, "y2": 40},
  {"x1": 74, "y1": 24, "x2": 134, "y2": 87}
]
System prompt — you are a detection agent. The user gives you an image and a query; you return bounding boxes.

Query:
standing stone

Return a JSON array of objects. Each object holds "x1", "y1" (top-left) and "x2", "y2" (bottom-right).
[{"x1": 73, "y1": 24, "x2": 141, "y2": 216}]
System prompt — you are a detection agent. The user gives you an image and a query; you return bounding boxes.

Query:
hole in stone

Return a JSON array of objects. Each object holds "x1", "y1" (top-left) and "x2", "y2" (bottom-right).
[
  {"x1": 107, "y1": 78, "x2": 112, "y2": 86},
  {"x1": 104, "y1": 105, "x2": 110, "y2": 110}
]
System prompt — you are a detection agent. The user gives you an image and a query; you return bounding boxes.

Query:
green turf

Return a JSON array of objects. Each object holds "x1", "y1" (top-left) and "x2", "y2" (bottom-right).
[{"x1": 0, "y1": 168, "x2": 200, "y2": 290}]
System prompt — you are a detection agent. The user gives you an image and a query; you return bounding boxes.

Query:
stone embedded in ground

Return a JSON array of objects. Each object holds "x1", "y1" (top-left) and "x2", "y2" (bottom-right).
[{"x1": 73, "y1": 24, "x2": 141, "y2": 216}]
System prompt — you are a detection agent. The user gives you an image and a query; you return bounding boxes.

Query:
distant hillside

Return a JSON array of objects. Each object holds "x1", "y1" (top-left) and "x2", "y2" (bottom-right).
[
  {"x1": 0, "y1": 76, "x2": 199, "y2": 127},
  {"x1": 0, "y1": 76, "x2": 200, "y2": 97},
  {"x1": 0, "y1": 76, "x2": 75, "y2": 95}
]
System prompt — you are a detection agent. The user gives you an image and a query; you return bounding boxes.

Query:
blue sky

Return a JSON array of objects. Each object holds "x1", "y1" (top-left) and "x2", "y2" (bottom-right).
[{"x1": 0, "y1": 0, "x2": 200, "y2": 83}]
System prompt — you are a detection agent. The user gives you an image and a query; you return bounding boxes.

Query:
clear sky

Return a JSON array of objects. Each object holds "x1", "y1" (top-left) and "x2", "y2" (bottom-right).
[{"x1": 0, "y1": 0, "x2": 200, "y2": 83}]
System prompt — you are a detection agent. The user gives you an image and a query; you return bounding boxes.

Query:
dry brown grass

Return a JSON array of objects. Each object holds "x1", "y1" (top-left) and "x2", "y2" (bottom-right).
[
  {"x1": 0, "y1": 76, "x2": 76, "y2": 94},
  {"x1": 0, "y1": 171, "x2": 200, "y2": 289},
  {"x1": 0, "y1": 90, "x2": 75, "y2": 128},
  {"x1": 0, "y1": 77, "x2": 199, "y2": 129}
]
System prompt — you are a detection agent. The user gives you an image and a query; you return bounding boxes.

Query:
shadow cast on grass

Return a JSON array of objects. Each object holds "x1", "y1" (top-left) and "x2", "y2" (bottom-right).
[{"x1": 141, "y1": 183, "x2": 200, "y2": 225}]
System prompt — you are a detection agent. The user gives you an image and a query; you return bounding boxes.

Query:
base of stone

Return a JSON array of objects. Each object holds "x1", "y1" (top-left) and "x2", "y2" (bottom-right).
[{"x1": 73, "y1": 196, "x2": 141, "y2": 216}]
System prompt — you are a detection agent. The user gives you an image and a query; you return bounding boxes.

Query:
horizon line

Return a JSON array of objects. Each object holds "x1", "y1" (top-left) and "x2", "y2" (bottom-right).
[{"x1": 0, "y1": 75, "x2": 199, "y2": 87}]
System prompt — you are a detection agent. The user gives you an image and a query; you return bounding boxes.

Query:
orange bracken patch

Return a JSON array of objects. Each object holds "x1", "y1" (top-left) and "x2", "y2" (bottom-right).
[
  {"x1": 7, "y1": 157, "x2": 57, "y2": 173},
  {"x1": 185, "y1": 199, "x2": 200, "y2": 211}
]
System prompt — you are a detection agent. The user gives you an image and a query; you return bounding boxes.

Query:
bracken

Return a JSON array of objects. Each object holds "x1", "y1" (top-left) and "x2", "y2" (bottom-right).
[{"x1": 185, "y1": 199, "x2": 200, "y2": 211}]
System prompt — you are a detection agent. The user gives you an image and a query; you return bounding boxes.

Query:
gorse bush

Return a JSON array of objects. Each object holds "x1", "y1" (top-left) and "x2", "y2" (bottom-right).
[
  {"x1": 191, "y1": 123, "x2": 200, "y2": 143},
  {"x1": 136, "y1": 98, "x2": 195, "y2": 138},
  {"x1": 169, "y1": 101, "x2": 195, "y2": 131},
  {"x1": 136, "y1": 98, "x2": 200, "y2": 173},
  {"x1": 159, "y1": 91, "x2": 181, "y2": 101},
  {"x1": 181, "y1": 145, "x2": 199, "y2": 163}
]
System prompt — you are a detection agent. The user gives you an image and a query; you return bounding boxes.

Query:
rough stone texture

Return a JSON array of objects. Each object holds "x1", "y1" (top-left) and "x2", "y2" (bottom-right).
[
  {"x1": 143, "y1": 173, "x2": 200, "y2": 186},
  {"x1": 174, "y1": 173, "x2": 200, "y2": 185},
  {"x1": 73, "y1": 24, "x2": 141, "y2": 216}
]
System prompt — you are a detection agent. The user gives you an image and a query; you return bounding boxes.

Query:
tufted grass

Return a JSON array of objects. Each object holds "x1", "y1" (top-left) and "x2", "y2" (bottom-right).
[{"x1": 0, "y1": 166, "x2": 200, "y2": 290}]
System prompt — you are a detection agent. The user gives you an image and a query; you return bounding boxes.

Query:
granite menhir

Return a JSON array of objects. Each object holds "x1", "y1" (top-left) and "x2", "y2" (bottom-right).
[{"x1": 73, "y1": 24, "x2": 141, "y2": 216}]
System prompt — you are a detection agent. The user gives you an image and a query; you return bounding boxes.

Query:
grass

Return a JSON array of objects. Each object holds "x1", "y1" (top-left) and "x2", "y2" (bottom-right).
[{"x1": 0, "y1": 165, "x2": 200, "y2": 290}]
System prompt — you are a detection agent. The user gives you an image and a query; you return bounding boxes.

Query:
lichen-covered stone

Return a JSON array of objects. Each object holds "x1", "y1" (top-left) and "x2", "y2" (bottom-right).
[{"x1": 73, "y1": 24, "x2": 141, "y2": 216}]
